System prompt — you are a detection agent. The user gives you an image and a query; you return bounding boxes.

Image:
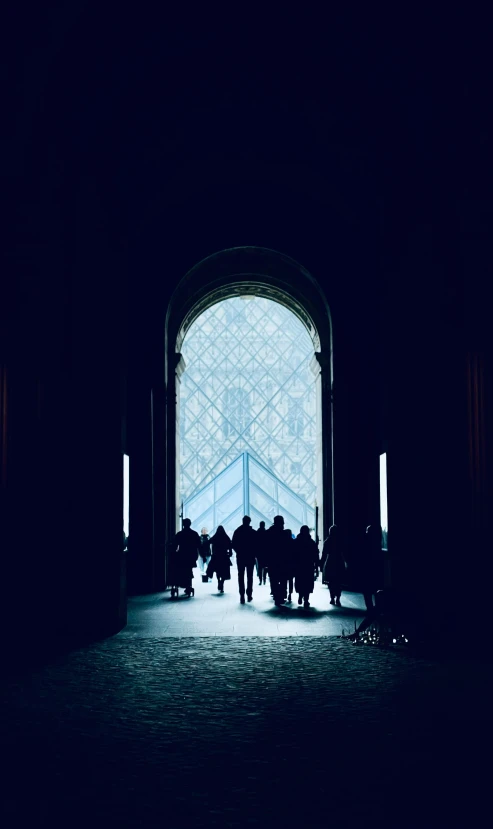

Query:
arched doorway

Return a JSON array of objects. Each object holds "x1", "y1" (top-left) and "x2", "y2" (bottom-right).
[
  {"x1": 179, "y1": 296, "x2": 319, "y2": 539},
  {"x1": 158, "y1": 247, "x2": 333, "y2": 586}
]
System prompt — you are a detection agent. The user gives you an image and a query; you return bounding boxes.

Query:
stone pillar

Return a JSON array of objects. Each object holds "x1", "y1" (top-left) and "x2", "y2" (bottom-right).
[
  {"x1": 385, "y1": 215, "x2": 478, "y2": 642},
  {"x1": 386, "y1": 224, "x2": 447, "y2": 602},
  {"x1": 152, "y1": 379, "x2": 167, "y2": 590},
  {"x1": 157, "y1": 352, "x2": 186, "y2": 590},
  {"x1": 333, "y1": 305, "x2": 381, "y2": 578},
  {"x1": 127, "y1": 372, "x2": 154, "y2": 594},
  {"x1": 0, "y1": 150, "x2": 77, "y2": 647},
  {"x1": 459, "y1": 200, "x2": 493, "y2": 632},
  {"x1": 65, "y1": 170, "x2": 127, "y2": 639}
]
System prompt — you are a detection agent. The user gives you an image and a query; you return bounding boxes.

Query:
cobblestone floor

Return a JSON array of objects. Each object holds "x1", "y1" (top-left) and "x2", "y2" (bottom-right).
[
  {"x1": 0, "y1": 633, "x2": 491, "y2": 828},
  {"x1": 126, "y1": 565, "x2": 367, "y2": 637}
]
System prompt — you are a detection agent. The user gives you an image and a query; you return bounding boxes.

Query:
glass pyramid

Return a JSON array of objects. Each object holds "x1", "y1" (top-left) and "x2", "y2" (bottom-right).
[
  {"x1": 183, "y1": 452, "x2": 316, "y2": 538},
  {"x1": 180, "y1": 296, "x2": 317, "y2": 513}
]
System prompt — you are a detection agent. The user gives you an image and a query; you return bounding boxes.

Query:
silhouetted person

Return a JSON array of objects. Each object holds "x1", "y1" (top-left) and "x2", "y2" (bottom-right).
[
  {"x1": 321, "y1": 524, "x2": 345, "y2": 606},
  {"x1": 294, "y1": 525, "x2": 320, "y2": 608},
  {"x1": 346, "y1": 588, "x2": 417, "y2": 641},
  {"x1": 266, "y1": 515, "x2": 290, "y2": 606},
  {"x1": 284, "y1": 528, "x2": 295, "y2": 601},
  {"x1": 172, "y1": 518, "x2": 201, "y2": 596},
  {"x1": 199, "y1": 527, "x2": 211, "y2": 578},
  {"x1": 232, "y1": 516, "x2": 257, "y2": 603},
  {"x1": 207, "y1": 525, "x2": 233, "y2": 592},
  {"x1": 360, "y1": 524, "x2": 383, "y2": 611},
  {"x1": 256, "y1": 521, "x2": 268, "y2": 585}
]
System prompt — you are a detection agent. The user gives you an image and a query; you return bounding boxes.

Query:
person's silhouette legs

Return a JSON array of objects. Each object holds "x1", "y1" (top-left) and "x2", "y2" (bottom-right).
[
  {"x1": 249, "y1": 563, "x2": 255, "y2": 599},
  {"x1": 238, "y1": 562, "x2": 244, "y2": 601},
  {"x1": 238, "y1": 561, "x2": 250, "y2": 602},
  {"x1": 271, "y1": 571, "x2": 284, "y2": 606},
  {"x1": 329, "y1": 583, "x2": 342, "y2": 605}
]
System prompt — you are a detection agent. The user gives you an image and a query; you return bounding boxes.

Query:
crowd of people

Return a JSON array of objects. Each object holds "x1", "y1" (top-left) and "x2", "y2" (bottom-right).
[{"x1": 171, "y1": 515, "x2": 384, "y2": 610}]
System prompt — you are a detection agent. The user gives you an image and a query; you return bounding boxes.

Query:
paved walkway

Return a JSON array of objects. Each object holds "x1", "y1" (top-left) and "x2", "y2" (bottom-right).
[
  {"x1": 0, "y1": 635, "x2": 490, "y2": 828},
  {"x1": 125, "y1": 563, "x2": 367, "y2": 637},
  {"x1": 1, "y1": 566, "x2": 491, "y2": 827}
]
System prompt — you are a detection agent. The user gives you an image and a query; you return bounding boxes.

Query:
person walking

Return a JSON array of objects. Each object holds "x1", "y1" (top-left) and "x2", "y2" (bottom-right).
[
  {"x1": 207, "y1": 525, "x2": 233, "y2": 592},
  {"x1": 266, "y1": 515, "x2": 289, "y2": 606},
  {"x1": 199, "y1": 527, "x2": 211, "y2": 579},
  {"x1": 284, "y1": 527, "x2": 296, "y2": 602},
  {"x1": 172, "y1": 518, "x2": 201, "y2": 597},
  {"x1": 232, "y1": 516, "x2": 257, "y2": 603},
  {"x1": 345, "y1": 588, "x2": 417, "y2": 642},
  {"x1": 321, "y1": 524, "x2": 345, "y2": 606},
  {"x1": 294, "y1": 525, "x2": 320, "y2": 608},
  {"x1": 256, "y1": 520, "x2": 268, "y2": 586}
]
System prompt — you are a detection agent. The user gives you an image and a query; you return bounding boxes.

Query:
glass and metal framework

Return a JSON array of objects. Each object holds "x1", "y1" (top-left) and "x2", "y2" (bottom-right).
[
  {"x1": 183, "y1": 452, "x2": 315, "y2": 538},
  {"x1": 180, "y1": 296, "x2": 317, "y2": 533}
]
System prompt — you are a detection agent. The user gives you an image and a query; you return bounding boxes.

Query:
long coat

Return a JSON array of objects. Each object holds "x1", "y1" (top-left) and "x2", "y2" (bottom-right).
[
  {"x1": 207, "y1": 532, "x2": 233, "y2": 580},
  {"x1": 171, "y1": 527, "x2": 201, "y2": 587},
  {"x1": 321, "y1": 536, "x2": 345, "y2": 587},
  {"x1": 265, "y1": 525, "x2": 289, "y2": 571},
  {"x1": 282, "y1": 530, "x2": 296, "y2": 579},
  {"x1": 294, "y1": 536, "x2": 320, "y2": 596},
  {"x1": 255, "y1": 527, "x2": 268, "y2": 568},
  {"x1": 265, "y1": 524, "x2": 289, "y2": 602}
]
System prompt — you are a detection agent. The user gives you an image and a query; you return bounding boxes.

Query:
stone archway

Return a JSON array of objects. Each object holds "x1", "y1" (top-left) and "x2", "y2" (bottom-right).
[{"x1": 156, "y1": 247, "x2": 333, "y2": 586}]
